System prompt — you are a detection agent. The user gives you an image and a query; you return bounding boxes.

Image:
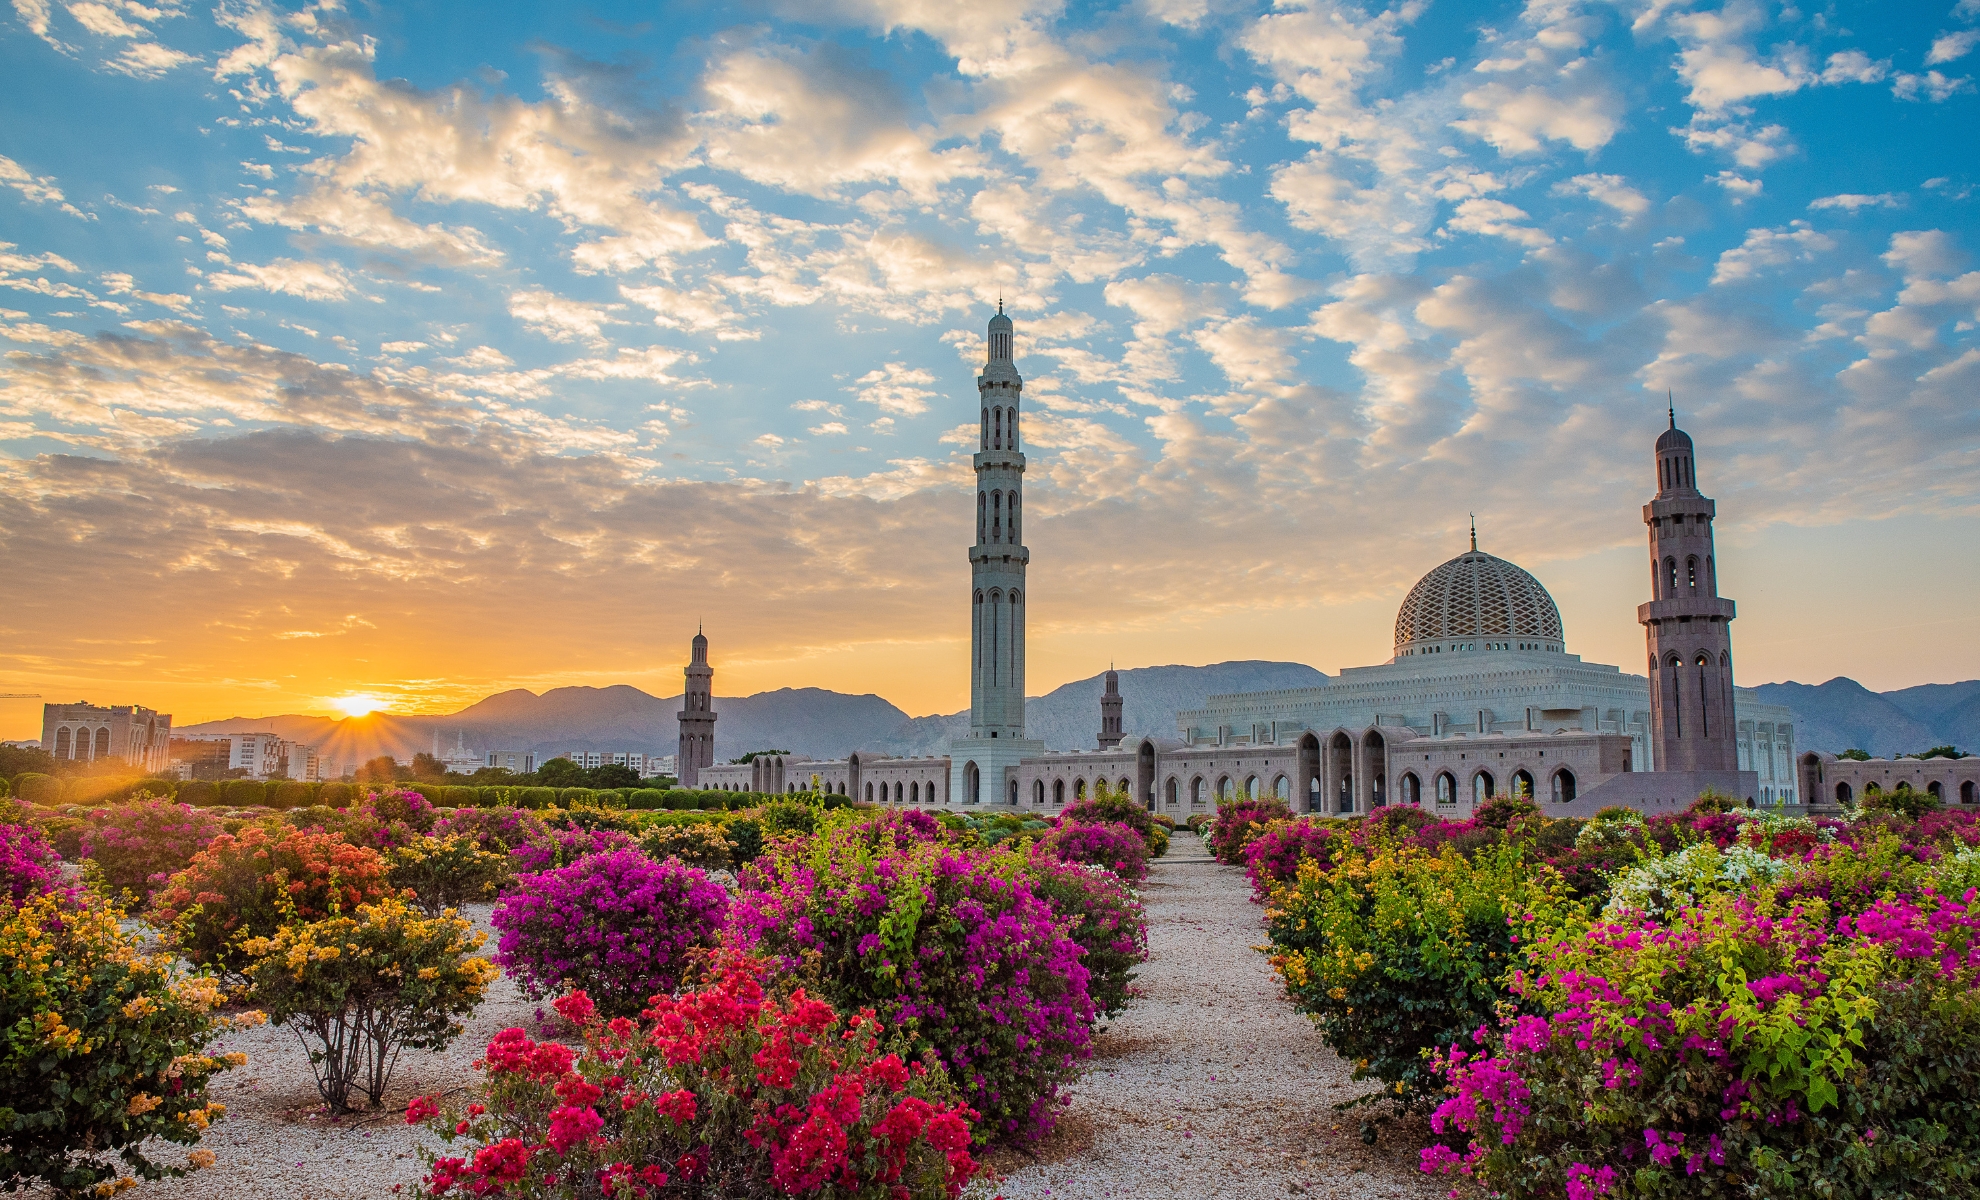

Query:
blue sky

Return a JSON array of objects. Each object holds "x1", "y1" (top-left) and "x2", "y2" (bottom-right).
[{"x1": 1, "y1": 0, "x2": 1977, "y2": 727}]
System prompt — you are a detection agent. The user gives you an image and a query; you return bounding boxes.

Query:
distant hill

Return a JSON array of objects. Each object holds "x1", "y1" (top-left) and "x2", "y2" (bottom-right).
[
  {"x1": 1748, "y1": 678, "x2": 1980, "y2": 757},
  {"x1": 176, "y1": 660, "x2": 1332, "y2": 769}
]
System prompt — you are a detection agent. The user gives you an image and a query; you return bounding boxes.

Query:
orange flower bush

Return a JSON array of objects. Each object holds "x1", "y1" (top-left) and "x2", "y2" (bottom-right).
[{"x1": 152, "y1": 826, "x2": 398, "y2": 978}]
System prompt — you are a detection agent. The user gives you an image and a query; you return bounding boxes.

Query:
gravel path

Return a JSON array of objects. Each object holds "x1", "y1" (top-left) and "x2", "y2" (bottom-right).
[
  {"x1": 96, "y1": 836, "x2": 1437, "y2": 1198},
  {"x1": 986, "y1": 833, "x2": 1442, "y2": 1200}
]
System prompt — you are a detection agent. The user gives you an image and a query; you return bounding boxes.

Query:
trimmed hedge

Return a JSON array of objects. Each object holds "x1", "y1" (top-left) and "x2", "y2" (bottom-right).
[
  {"x1": 174, "y1": 780, "x2": 221, "y2": 807},
  {"x1": 14, "y1": 774, "x2": 60, "y2": 805},
  {"x1": 405, "y1": 783, "x2": 444, "y2": 806},
  {"x1": 441, "y1": 785, "x2": 477, "y2": 808},
  {"x1": 220, "y1": 780, "x2": 267, "y2": 807},
  {"x1": 318, "y1": 782, "x2": 355, "y2": 807},
  {"x1": 518, "y1": 786, "x2": 556, "y2": 810},
  {"x1": 270, "y1": 781, "x2": 315, "y2": 809},
  {"x1": 629, "y1": 788, "x2": 666, "y2": 810}
]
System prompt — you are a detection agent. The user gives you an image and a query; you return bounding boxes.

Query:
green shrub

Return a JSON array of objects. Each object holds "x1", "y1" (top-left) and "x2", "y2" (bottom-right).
[
  {"x1": 387, "y1": 835, "x2": 510, "y2": 917},
  {"x1": 697, "y1": 790, "x2": 730, "y2": 810},
  {"x1": 317, "y1": 781, "x2": 355, "y2": 807},
  {"x1": 152, "y1": 826, "x2": 399, "y2": 978},
  {"x1": 0, "y1": 893, "x2": 256, "y2": 1194},
  {"x1": 726, "y1": 817, "x2": 764, "y2": 866},
  {"x1": 405, "y1": 782, "x2": 444, "y2": 806},
  {"x1": 760, "y1": 800, "x2": 819, "y2": 839},
  {"x1": 1267, "y1": 836, "x2": 1581, "y2": 1109},
  {"x1": 439, "y1": 784, "x2": 477, "y2": 808},
  {"x1": 220, "y1": 779, "x2": 267, "y2": 807},
  {"x1": 0, "y1": 777, "x2": 7, "y2": 799},
  {"x1": 173, "y1": 780, "x2": 220, "y2": 807},
  {"x1": 14, "y1": 773, "x2": 59, "y2": 805},
  {"x1": 1864, "y1": 781, "x2": 1943, "y2": 819},
  {"x1": 473, "y1": 786, "x2": 510, "y2": 807},
  {"x1": 638, "y1": 822, "x2": 733, "y2": 869},
  {"x1": 558, "y1": 787, "x2": 595, "y2": 808},
  {"x1": 512, "y1": 785, "x2": 550, "y2": 809},
  {"x1": 243, "y1": 896, "x2": 497, "y2": 1112},
  {"x1": 269, "y1": 780, "x2": 313, "y2": 809},
  {"x1": 628, "y1": 787, "x2": 666, "y2": 810}
]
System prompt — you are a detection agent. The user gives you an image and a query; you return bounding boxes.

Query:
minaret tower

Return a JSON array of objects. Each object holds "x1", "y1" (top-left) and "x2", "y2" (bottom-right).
[
  {"x1": 1097, "y1": 667, "x2": 1124, "y2": 749},
  {"x1": 947, "y1": 304, "x2": 1044, "y2": 805},
  {"x1": 677, "y1": 627, "x2": 716, "y2": 787},
  {"x1": 1638, "y1": 408, "x2": 1740, "y2": 773}
]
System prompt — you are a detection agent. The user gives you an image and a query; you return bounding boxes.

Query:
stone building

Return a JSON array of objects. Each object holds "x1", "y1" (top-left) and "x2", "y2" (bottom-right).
[
  {"x1": 40, "y1": 702, "x2": 172, "y2": 772},
  {"x1": 1798, "y1": 752, "x2": 1980, "y2": 809},
  {"x1": 682, "y1": 316, "x2": 1799, "y2": 818}
]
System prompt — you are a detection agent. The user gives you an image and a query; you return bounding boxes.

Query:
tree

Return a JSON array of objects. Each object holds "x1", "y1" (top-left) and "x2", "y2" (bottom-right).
[
  {"x1": 1838, "y1": 748, "x2": 1873, "y2": 761},
  {"x1": 410, "y1": 752, "x2": 447, "y2": 780},
  {"x1": 356, "y1": 755, "x2": 408, "y2": 783},
  {"x1": 535, "y1": 757, "x2": 587, "y2": 788},
  {"x1": 1913, "y1": 745, "x2": 1969, "y2": 760},
  {"x1": 589, "y1": 763, "x2": 640, "y2": 789},
  {"x1": 731, "y1": 749, "x2": 791, "y2": 765},
  {"x1": 0, "y1": 744, "x2": 57, "y2": 780}
]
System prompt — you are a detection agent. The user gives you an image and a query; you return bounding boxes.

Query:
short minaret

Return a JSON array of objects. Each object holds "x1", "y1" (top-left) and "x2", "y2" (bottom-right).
[
  {"x1": 1097, "y1": 667, "x2": 1124, "y2": 749},
  {"x1": 677, "y1": 627, "x2": 717, "y2": 787},
  {"x1": 947, "y1": 304, "x2": 1045, "y2": 805},
  {"x1": 1638, "y1": 408, "x2": 1740, "y2": 773}
]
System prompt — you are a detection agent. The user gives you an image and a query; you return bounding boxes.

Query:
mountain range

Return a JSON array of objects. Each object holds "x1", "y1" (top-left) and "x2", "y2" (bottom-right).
[
  {"x1": 175, "y1": 660, "x2": 1329, "y2": 770},
  {"x1": 176, "y1": 664, "x2": 1976, "y2": 771}
]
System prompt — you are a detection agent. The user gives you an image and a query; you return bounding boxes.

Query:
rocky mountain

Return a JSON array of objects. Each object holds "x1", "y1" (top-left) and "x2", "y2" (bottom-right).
[
  {"x1": 175, "y1": 659, "x2": 1331, "y2": 769},
  {"x1": 1748, "y1": 678, "x2": 1980, "y2": 757}
]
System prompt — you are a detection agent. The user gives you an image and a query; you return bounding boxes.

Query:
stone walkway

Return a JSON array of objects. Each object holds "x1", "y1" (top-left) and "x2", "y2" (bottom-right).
[{"x1": 988, "y1": 833, "x2": 1442, "y2": 1200}]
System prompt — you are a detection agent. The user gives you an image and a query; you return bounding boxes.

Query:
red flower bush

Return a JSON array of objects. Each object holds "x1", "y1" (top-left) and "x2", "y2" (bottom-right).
[
  {"x1": 407, "y1": 955, "x2": 978, "y2": 1200},
  {"x1": 76, "y1": 799, "x2": 222, "y2": 903},
  {"x1": 151, "y1": 826, "x2": 398, "y2": 976},
  {"x1": 1034, "y1": 820, "x2": 1149, "y2": 883}
]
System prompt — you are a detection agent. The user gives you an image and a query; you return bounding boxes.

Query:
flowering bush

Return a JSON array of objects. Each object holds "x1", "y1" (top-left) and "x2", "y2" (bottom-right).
[
  {"x1": 1207, "y1": 798, "x2": 1293, "y2": 865},
  {"x1": 76, "y1": 798, "x2": 223, "y2": 903},
  {"x1": 1023, "y1": 855, "x2": 1149, "y2": 1019},
  {"x1": 1033, "y1": 819, "x2": 1150, "y2": 883},
  {"x1": 1425, "y1": 880, "x2": 1980, "y2": 1198},
  {"x1": 1604, "y1": 840, "x2": 1803, "y2": 919},
  {"x1": 1242, "y1": 819, "x2": 1345, "y2": 903},
  {"x1": 508, "y1": 825, "x2": 638, "y2": 874},
  {"x1": 244, "y1": 895, "x2": 498, "y2": 1111},
  {"x1": 152, "y1": 826, "x2": 400, "y2": 977},
  {"x1": 0, "y1": 892, "x2": 259, "y2": 1194},
  {"x1": 407, "y1": 955, "x2": 979, "y2": 1199},
  {"x1": 1062, "y1": 788, "x2": 1167, "y2": 856},
  {"x1": 494, "y1": 848, "x2": 728, "y2": 1016},
  {"x1": 639, "y1": 821, "x2": 735, "y2": 870},
  {"x1": 1266, "y1": 836, "x2": 1580, "y2": 1108},
  {"x1": 388, "y1": 834, "x2": 511, "y2": 917},
  {"x1": 731, "y1": 825, "x2": 1094, "y2": 1145},
  {"x1": 365, "y1": 786, "x2": 440, "y2": 833},
  {"x1": 431, "y1": 805, "x2": 550, "y2": 855},
  {"x1": 0, "y1": 821, "x2": 68, "y2": 906}
]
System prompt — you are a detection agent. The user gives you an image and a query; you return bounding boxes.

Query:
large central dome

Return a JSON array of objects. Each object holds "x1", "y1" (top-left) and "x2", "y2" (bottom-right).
[{"x1": 1393, "y1": 550, "x2": 1564, "y2": 659}]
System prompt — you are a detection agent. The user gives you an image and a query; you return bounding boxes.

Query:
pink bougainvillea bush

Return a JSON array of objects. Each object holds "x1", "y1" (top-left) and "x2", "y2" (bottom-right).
[
  {"x1": 431, "y1": 805, "x2": 550, "y2": 855},
  {"x1": 0, "y1": 822, "x2": 68, "y2": 907},
  {"x1": 1242, "y1": 819, "x2": 1345, "y2": 903},
  {"x1": 1423, "y1": 863, "x2": 1980, "y2": 1199},
  {"x1": 1033, "y1": 820, "x2": 1149, "y2": 884},
  {"x1": 1022, "y1": 854, "x2": 1149, "y2": 1019},
  {"x1": 729, "y1": 825, "x2": 1095, "y2": 1146},
  {"x1": 508, "y1": 825, "x2": 638, "y2": 874},
  {"x1": 492, "y1": 848, "x2": 728, "y2": 1016},
  {"x1": 1206, "y1": 798, "x2": 1294, "y2": 865},
  {"x1": 76, "y1": 799, "x2": 222, "y2": 902},
  {"x1": 406, "y1": 955, "x2": 979, "y2": 1200}
]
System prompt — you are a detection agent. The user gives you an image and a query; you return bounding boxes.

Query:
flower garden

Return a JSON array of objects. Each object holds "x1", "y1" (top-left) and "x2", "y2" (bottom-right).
[{"x1": 7, "y1": 759, "x2": 1968, "y2": 1199}]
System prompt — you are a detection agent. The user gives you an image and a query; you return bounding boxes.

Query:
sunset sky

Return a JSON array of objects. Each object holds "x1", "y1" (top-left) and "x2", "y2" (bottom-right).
[{"x1": 2, "y1": 0, "x2": 1977, "y2": 739}]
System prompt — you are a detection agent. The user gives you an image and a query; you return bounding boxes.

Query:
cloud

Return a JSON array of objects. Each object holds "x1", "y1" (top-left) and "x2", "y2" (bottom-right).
[
  {"x1": 1893, "y1": 70, "x2": 1975, "y2": 102},
  {"x1": 851, "y1": 362, "x2": 940, "y2": 415},
  {"x1": 98, "y1": 271, "x2": 193, "y2": 312},
  {"x1": 1809, "y1": 193, "x2": 1904, "y2": 212},
  {"x1": 508, "y1": 289, "x2": 626, "y2": 346},
  {"x1": 205, "y1": 258, "x2": 351, "y2": 301},
  {"x1": 1708, "y1": 171, "x2": 1764, "y2": 201},
  {"x1": 1929, "y1": 29, "x2": 1980, "y2": 65},
  {"x1": 1444, "y1": 198, "x2": 1553, "y2": 248},
  {"x1": 1710, "y1": 222, "x2": 1836, "y2": 285},
  {"x1": 0, "y1": 155, "x2": 92, "y2": 219},
  {"x1": 1553, "y1": 173, "x2": 1651, "y2": 217}
]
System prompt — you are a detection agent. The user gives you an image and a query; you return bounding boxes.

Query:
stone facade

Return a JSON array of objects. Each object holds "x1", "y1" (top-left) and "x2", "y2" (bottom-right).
[
  {"x1": 677, "y1": 629, "x2": 716, "y2": 787},
  {"x1": 41, "y1": 702, "x2": 173, "y2": 772},
  {"x1": 1798, "y1": 752, "x2": 1980, "y2": 811}
]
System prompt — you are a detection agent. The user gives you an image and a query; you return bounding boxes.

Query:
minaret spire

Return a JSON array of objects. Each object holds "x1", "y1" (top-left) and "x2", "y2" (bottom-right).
[
  {"x1": 1668, "y1": 391, "x2": 1675, "y2": 430},
  {"x1": 1469, "y1": 513, "x2": 1477, "y2": 552}
]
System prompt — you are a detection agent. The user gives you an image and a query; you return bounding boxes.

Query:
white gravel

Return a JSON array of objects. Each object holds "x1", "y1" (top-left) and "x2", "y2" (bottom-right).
[
  {"x1": 92, "y1": 837, "x2": 1438, "y2": 1198},
  {"x1": 985, "y1": 833, "x2": 1444, "y2": 1200}
]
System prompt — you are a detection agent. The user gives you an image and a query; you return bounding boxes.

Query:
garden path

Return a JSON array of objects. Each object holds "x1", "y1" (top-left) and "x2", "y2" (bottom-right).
[{"x1": 987, "y1": 832, "x2": 1442, "y2": 1200}]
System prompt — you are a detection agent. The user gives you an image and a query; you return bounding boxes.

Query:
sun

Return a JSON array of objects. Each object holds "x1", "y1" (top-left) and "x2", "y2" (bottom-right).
[{"x1": 334, "y1": 694, "x2": 384, "y2": 718}]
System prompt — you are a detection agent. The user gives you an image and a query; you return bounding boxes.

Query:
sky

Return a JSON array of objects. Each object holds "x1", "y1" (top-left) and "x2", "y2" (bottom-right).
[{"x1": 1, "y1": 0, "x2": 1977, "y2": 738}]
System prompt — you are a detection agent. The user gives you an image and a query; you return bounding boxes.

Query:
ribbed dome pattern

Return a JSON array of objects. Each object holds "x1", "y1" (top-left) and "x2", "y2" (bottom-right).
[{"x1": 1393, "y1": 551, "x2": 1563, "y2": 655}]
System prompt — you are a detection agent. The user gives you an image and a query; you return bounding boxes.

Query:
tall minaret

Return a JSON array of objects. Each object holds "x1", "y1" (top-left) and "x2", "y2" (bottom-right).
[
  {"x1": 969, "y1": 302, "x2": 1028, "y2": 740},
  {"x1": 1097, "y1": 667, "x2": 1124, "y2": 749},
  {"x1": 948, "y1": 305, "x2": 1044, "y2": 805},
  {"x1": 677, "y1": 627, "x2": 716, "y2": 787},
  {"x1": 1638, "y1": 408, "x2": 1739, "y2": 773}
]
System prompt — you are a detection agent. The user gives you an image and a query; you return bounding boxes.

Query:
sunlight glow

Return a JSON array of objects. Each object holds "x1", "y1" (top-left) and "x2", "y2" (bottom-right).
[{"x1": 334, "y1": 694, "x2": 384, "y2": 718}]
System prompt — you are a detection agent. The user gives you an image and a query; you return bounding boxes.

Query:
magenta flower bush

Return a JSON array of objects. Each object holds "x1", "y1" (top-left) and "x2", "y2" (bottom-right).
[
  {"x1": 1034, "y1": 820, "x2": 1148, "y2": 884},
  {"x1": 1424, "y1": 872, "x2": 1980, "y2": 1198},
  {"x1": 76, "y1": 800, "x2": 222, "y2": 902},
  {"x1": 1206, "y1": 798, "x2": 1293, "y2": 865},
  {"x1": 492, "y1": 848, "x2": 727, "y2": 1016},
  {"x1": 430, "y1": 805, "x2": 549, "y2": 855},
  {"x1": 1242, "y1": 819, "x2": 1344, "y2": 903},
  {"x1": 0, "y1": 823, "x2": 67, "y2": 906},
  {"x1": 1023, "y1": 855, "x2": 1148, "y2": 1019},
  {"x1": 729, "y1": 826, "x2": 1095, "y2": 1146},
  {"x1": 507, "y1": 825, "x2": 637, "y2": 873}
]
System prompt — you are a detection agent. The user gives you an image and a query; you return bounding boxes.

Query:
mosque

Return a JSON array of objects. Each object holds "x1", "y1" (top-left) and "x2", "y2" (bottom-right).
[{"x1": 689, "y1": 309, "x2": 1806, "y2": 818}]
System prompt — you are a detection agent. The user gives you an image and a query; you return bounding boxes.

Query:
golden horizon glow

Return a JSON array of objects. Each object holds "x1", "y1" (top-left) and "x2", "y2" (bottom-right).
[{"x1": 333, "y1": 695, "x2": 385, "y2": 718}]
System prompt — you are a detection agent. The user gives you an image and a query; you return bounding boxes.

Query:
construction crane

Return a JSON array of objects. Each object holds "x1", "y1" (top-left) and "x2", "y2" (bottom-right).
[{"x1": 0, "y1": 694, "x2": 42, "y2": 699}]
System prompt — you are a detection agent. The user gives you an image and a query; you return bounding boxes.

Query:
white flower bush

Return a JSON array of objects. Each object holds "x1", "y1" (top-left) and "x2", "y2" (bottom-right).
[{"x1": 1604, "y1": 841, "x2": 1801, "y2": 919}]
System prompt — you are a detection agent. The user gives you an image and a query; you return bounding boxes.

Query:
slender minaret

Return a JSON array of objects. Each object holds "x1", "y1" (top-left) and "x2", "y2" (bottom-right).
[
  {"x1": 1638, "y1": 407, "x2": 1739, "y2": 773},
  {"x1": 948, "y1": 304, "x2": 1044, "y2": 805},
  {"x1": 1097, "y1": 666, "x2": 1124, "y2": 749},
  {"x1": 676, "y1": 627, "x2": 716, "y2": 787},
  {"x1": 968, "y1": 302, "x2": 1028, "y2": 739}
]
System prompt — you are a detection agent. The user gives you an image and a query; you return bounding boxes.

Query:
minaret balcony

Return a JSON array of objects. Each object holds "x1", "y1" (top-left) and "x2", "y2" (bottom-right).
[
  {"x1": 1637, "y1": 597, "x2": 1737, "y2": 625},
  {"x1": 973, "y1": 450, "x2": 1026, "y2": 470}
]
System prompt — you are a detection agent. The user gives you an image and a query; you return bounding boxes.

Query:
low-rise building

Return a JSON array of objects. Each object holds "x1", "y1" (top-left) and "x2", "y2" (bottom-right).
[{"x1": 40, "y1": 702, "x2": 173, "y2": 772}]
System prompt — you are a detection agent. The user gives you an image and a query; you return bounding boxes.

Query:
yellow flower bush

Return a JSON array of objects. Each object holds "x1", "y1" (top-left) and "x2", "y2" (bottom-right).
[
  {"x1": 385, "y1": 834, "x2": 509, "y2": 917},
  {"x1": 242, "y1": 896, "x2": 498, "y2": 1112},
  {"x1": 0, "y1": 893, "x2": 256, "y2": 1196}
]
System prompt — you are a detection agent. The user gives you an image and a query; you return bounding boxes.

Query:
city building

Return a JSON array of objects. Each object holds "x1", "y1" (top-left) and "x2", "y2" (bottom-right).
[
  {"x1": 485, "y1": 749, "x2": 538, "y2": 774},
  {"x1": 177, "y1": 731, "x2": 324, "y2": 781},
  {"x1": 167, "y1": 736, "x2": 233, "y2": 780},
  {"x1": 439, "y1": 732, "x2": 484, "y2": 774},
  {"x1": 561, "y1": 750, "x2": 669, "y2": 777},
  {"x1": 39, "y1": 702, "x2": 173, "y2": 772},
  {"x1": 688, "y1": 313, "x2": 1796, "y2": 817}
]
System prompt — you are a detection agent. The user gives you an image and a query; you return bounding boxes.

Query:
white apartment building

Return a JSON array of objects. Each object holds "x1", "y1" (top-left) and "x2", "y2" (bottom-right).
[
  {"x1": 561, "y1": 750, "x2": 669, "y2": 777},
  {"x1": 189, "y1": 732, "x2": 324, "y2": 781}
]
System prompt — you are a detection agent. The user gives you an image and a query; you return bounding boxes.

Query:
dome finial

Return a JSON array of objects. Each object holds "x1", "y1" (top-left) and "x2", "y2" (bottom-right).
[
  {"x1": 1668, "y1": 390, "x2": 1675, "y2": 430},
  {"x1": 998, "y1": 295, "x2": 1003, "y2": 315},
  {"x1": 1469, "y1": 512, "x2": 1476, "y2": 552}
]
